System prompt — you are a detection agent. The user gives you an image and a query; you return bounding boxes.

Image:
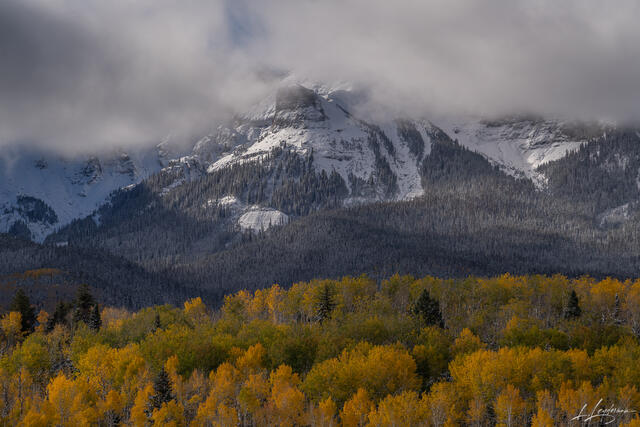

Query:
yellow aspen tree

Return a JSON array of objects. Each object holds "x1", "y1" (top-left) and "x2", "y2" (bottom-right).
[
  {"x1": 1, "y1": 312, "x2": 22, "y2": 349},
  {"x1": 531, "y1": 406, "x2": 555, "y2": 427},
  {"x1": 215, "y1": 402, "x2": 240, "y2": 426},
  {"x1": 451, "y1": 328, "x2": 486, "y2": 359},
  {"x1": 308, "y1": 396, "x2": 337, "y2": 427},
  {"x1": 165, "y1": 356, "x2": 185, "y2": 406},
  {"x1": 183, "y1": 369, "x2": 207, "y2": 422},
  {"x1": 466, "y1": 396, "x2": 487, "y2": 427},
  {"x1": 533, "y1": 390, "x2": 556, "y2": 424},
  {"x1": 266, "y1": 365, "x2": 306, "y2": 427},
  {"x1": 558, "y1": 381, "x2": 598, "y2": 423},
  {"x1": 494, "y1": 385, "x2": 525, "y2": 427},
  {"x1": 340, "y1": 388, "x2": 374, "y2": 427},
  {"x1": 266, "y1": 284, "x2": 285, "y2": 324},
  {"x1": 318, "y1": 396, "x2": 338, "y2": 427},
  {"x1": 237, "y1": 373, "x2": 269, "y2": 425},
  {"x1": 209, "y1": 362, "x2": 239, "y2": 405},
  {"x1": 130, "y1": 384, "x2": 154, "y2": 427},
  {"x1": 19, "y1": 402, "x2": 51, "y2": 427},
  {"x1": 44, "y1": 374, "x2": 98, "y2": 427},
  {"x1": 367, "y1": 390, "x2": 426, "y2": 426},
  {"x1": 97, "y1": 390, "x2": 124, "y2": 426},
  {"x1": 618, "y1": 385, "x2": 640, "y2": 426},
  {"x1": 193, "y1": 398, "x2": 239, "y2": 427},
  {"x1": 150, "y1": 400, "x2": 186, "y2": 427},
  {"x1": 426, "y1": 382, "x2": 461, "y2": 427},
  {"x1": 183, "y1": 298, "x2": 208, "y2": 325},
  {"x1": 35, "y1": 310, "x2": 49, "y2": 334},
  {"x1": 235, "y1": 343, "x2": 266, "y2": 378},
  {"x1": 621, "y1": 417, "x2": 640, "y2": 427}
]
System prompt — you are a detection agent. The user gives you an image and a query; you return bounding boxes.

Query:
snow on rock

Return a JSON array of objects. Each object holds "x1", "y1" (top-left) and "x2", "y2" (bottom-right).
[
  {"x1": 436, "y1": 117, "x2": 601, "y2": 186},
  {"x1": 597, "y1": 202, "x2": 635, "y2": 227},
  {"x1": 0, "y1": 144, "x2": 176, "y2": 241},
  {"x1": 199, "y1": 82, "x2": 434, "y2": 203},
  {"x1": 238, "y1": 207, "x2": 289, "y2": 232}
]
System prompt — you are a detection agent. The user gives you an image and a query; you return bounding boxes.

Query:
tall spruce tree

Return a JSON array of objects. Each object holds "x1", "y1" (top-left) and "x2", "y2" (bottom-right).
[
  {"x1": 316, "y1": 283, "x2": 336, "y2": 323},
  {"x1": 47, "y1": 301, "x2": 70, "y2": 332},
  {"x1": 10, "y1": 289, "x2": 36, "y2": 334},
  {"x1": 413, "y1": 289, "x2": 444, "y2": 327},
  {"x1": 73, "y1": 284, "x2": 96, "y2": 325},
  {"x1": 149, "y1": 367, "x2": 174, "y2": 411},
  {"x1": 564, "y1": 290, "x2": 582, "y2": 319},
  {"x1": 154, "y1": 312, "x2": 162, "y2": 330},
  {"x1": 89, "y1": 305, "x2": 102, "y2": 331}
]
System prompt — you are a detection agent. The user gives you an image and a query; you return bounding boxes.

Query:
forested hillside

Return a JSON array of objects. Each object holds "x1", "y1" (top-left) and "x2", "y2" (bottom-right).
[
  {"x1": 0, "y1": 235, "x2": 190, "y2": 308},
  {"x1": 2, "y1": 134, "x2": 628, "y2": 307},
  {"x1": 2, "y1": 274, "x2": 640, "y2": 425}
]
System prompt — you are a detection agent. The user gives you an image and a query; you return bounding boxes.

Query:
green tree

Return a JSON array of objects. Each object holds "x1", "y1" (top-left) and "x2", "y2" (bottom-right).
[
  {"x1": 413, "y1": 289, "x2": 444, "y2": 327},
  {"x1": 563, "y1": 290, "x2": 582, "y2": 320},
  {"x1": 154, "y1": 312, "x2": 162, "y2": 330},
  {"x1": 73, "y1": 284, "x2": 96, "y2": 325},
  {"x1": 149, "y1": 367, "x2": 174, "y2": 411},
  {"x1": 89, "y1": 305, "x2": 102, "y2": 331},
  {"x1": 46, "y1": 301, "x2": 71, "y2": 332},
  {"x1": 315, "y1": 283, "x2": 336, "y2": 323},
  {"x1": 10, "y1": 289, "x2": 36, "y2": 334}
]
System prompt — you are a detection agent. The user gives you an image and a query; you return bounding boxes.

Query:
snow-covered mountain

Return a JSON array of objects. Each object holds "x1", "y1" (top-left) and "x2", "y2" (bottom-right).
[
  {"x1": 191, "y1": 84, "x2": 437, "y2": 204},
  {"x1": 186, "y1": 83, "x2": 607, "y2": 195},
  {"x1": 0, "y1": 145, "x2": 175, "y2": 241},
  {"x1": 0, "y1": 81, "x2": 611, "y2": 241}
]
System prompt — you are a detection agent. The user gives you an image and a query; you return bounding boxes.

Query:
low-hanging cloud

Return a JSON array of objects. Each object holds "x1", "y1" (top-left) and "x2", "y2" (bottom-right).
[{"x1": 1, "y1": 0, "x2": 639, "y2": 153}]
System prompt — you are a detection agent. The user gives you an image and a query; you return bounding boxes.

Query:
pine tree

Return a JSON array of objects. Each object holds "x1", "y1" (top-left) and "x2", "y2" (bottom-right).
[
  {"x1": 47, "y1": 302, "x2": 70, "y2": 332},
  {"x1": 73, "y1": 284, "x2": 96, "y2": 325},
  {"x1": 10, "y1": 289, "x2": 36, "y2": 334},
  {"x1": 316, "y1": 283, "x2": 336, "y2": 323},
  {"x1": 564, "y1": 290, "x2": 582, "y2": 319},
  {"x1": 413, "y1": 289, "x2": 444, "y2": 327},
  {"x1": 89, "y1": 304, "x2": 102, "y2": 331},
  {"x1": 149, "y1": 367, "x2": 174, "y2": 411},
  {"x1": 154, "y1": 312, "x2": 162, "y2": 330}
]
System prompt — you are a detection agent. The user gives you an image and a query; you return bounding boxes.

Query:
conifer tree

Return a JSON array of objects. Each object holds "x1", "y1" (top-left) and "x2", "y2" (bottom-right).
[
  {"x1": 413, "y1": 289, "x2": 444, "y2": 327},
  {"x1": 316, "y1": 283, "x2": 336, "y2": 323},
  {"x1": 154, "y1": 312, "x2": 162, "y2": 330},
  {"x1": 73, "y1": 284, "x2": 95, "y2": 325},
  {"x1": 89, "y1": 304, "x2": 102, "y2": 331},
  {"x1": 563, "y1": 290, "x2": 582, "y2": 319},
  {"x1": 47, "y1": 301, "x2": 70, "y2": 332},
  {"x1": 149, "y1": 367, "x2": 174, "y2": 411},
  {"x1": 10, "y1": 289, "x2": 36, "y2": 334}
]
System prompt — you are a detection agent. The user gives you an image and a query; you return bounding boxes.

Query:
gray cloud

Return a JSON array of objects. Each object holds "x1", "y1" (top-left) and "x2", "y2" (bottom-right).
[
  {"x1": 0, "y1": 0, "x2": 270, "y2": 154},
  {"x1": 1, "y1": 0, "x2": 639, "y2": 153},
  {"x1": 253, "y1": 0, "x2": 640, "y2": 123}
]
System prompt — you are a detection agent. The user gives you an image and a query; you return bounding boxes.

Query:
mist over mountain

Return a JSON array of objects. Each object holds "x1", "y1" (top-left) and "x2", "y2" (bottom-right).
[
  {"x1": 2, "y1": 1, "x2": 640, "y2": 309},
  {"x1": 2, "y1": 0, "x2": 640, "y2": 155},
  {"x1": 1, "y1": 81, "x2": 639, "y2": 308}
]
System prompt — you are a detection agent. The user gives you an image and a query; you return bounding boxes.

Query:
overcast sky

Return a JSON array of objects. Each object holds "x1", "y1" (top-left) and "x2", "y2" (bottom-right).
[{"x1": 1, "y1": 0, "x2": 639, "y2": 153}]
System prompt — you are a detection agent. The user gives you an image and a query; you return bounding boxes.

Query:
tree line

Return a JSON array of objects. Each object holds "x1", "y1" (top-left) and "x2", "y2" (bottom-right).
[{"x1": 2, "y1": 273, "x2": 640, "y2": 425}]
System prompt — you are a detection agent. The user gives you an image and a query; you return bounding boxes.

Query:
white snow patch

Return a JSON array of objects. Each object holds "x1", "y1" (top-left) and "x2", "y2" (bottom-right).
[
  {"x1": 436, "y1": 117, "x2": 590, "y2": 187},
  {"x1": 598, "y1": 203, "x2": 633, "y2": 227},
  {"x1": 238, "y1": 208, "x2": 289, "y2": 232}
]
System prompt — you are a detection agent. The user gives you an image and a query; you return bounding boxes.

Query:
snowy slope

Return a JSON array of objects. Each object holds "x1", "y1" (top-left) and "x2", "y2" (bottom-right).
[
  {"x1": 436, "y1": 117, "x2": 605, "y2": 186},
  {"x1": 193, "y1": 83, "x2": 435, "y2": 203},
  {"x1": 0, "y1": 145, "x2": 171, "y2": 241}
]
